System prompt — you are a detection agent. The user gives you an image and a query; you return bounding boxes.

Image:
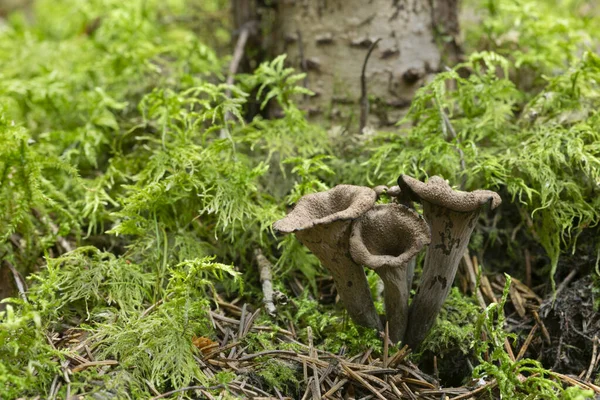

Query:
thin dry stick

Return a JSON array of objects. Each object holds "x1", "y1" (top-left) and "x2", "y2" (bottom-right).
[
  {"x1": 439, "y1": 106, "x2": 467, "y2": 188},
  {"x1": 516, "y1": 324, "x2": 538, "y2": 361},
  {"x1": 387, "y1": 345, "x2": 410, "y2": 368},
  {"x1": 359, "y1": 38, "x2": 381, "y2": 133},
  {"x1": 584, "y1": 335, "x2": 599, "y2": 382},
  {"x1": 450, "y1": 379, "x2": 497, "y2": 400},
  {"x1": 342, "y1": 364, "x2": 386, "y2": 400},
  {"x1": 551, "y1": 372, "x2": 600, "y2": 394},
  {"x1": 243, "y1": 308, "x2": 262, "y2": 336},
  {"x1": 296, "y1": 29, "x2": 309, "y2": 91},
  {"x1": 464, "y1": 253, "x2": 515, "y2": 362},
  {"x1": 504, "y1": 335, "x2": 516, "y2": 363},
  {"x1": 307, "y1": 327, "x2": 322, "y2": 399},
  {"x1": 220, "y1": 22, "x2": 252, "y2": 139},
  {"x1": 525, "y1": 249, "x2": 532, "y2": 288},
  {"x1": 555, "y1": 268, "x2": 578, "y2": 298},
  {"x1": 300, "y1": 377, "x2": 313, "y2": 400},
  {"x1": 150, "y1": 385, "x2": 225, "y2": 400},
  {"x1": 390, "y1": 381, "x2": 403, "y2": 398},
  {"x1": 463, "y1": 252, "x2": 486, "y2": 309},
  {"x1": 532, "y1": 310, "x2": 552, "y2": 345},
  {"x1": 383, "y1": 322, "x2": 389, "y2": 368},
  {"x1": 400, "y1": 381, "x2": 417, "y2": 400},
  {"x1": 3, "y1": 260, "x2": 27, "y2": 302},
  {"x1": 254, "y1": 249, "x2": 277, "y2": 316},
  {"x1": 71, "y1": 360, "x2": 118, "y2": 373},
  {"x1": 145, "y1": 379, "x2": 161, "y2": 396}
]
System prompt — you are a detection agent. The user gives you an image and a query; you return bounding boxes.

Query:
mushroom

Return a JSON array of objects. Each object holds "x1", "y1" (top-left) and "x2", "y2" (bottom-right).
[
  {"x1": 273, "y1": 185, "x2": 383, "y2": 330},
  {"x1": 398, "y1": 175, "x2": 501, "y2": 349},
  {"x1": 349, "y1": 203, "x2": 431, "y2": 343},
  {"x1": 370, "y1": 185, "x2": 417, "y2": 294}
]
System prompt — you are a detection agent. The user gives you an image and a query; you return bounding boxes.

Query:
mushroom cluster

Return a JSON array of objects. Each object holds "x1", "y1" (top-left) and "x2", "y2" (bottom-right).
[{"x1": 273, "y1": 175, "x2": 501, "y2": 348}]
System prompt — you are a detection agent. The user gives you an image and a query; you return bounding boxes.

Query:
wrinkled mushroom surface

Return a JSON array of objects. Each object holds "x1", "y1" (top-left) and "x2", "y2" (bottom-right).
[
  {"x1": 273, "y1": 185, "x2": 377, "y2": 233},
  {"x1": 350, "y1": 204, "x2": 430, "y2": 343},
  {"x1": 398, "y1": 175, "x2": 501, "y2": 212},
  {"x1": 273, "y1": 185, "x2": 383, "y2": 330},
  {"x1": 398, "y1": 175, "x2": 501, "y2": 349}
]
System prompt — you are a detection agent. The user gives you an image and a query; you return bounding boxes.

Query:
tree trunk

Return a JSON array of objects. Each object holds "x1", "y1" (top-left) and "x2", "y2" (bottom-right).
[{"x1": 233, "y1": 0, "x2": 460, "y2": 130}]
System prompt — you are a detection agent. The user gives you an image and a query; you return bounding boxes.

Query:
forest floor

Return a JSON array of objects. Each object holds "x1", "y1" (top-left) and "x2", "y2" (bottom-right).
[{"x1": 43, "y1": 262, "x2": 600, "y2": 399}]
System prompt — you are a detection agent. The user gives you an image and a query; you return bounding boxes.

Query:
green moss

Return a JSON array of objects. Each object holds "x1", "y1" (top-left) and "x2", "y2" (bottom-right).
[
  {"x1": 256, "y1": 358, "x2": 300, "y2": 394},
  {"x1": 419, "y1": 288, "x2": 480, "y2": 357}
]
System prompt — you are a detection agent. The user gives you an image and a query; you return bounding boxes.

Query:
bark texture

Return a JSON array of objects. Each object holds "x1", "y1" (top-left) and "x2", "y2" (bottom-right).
[{"x1": 273, "y1": 0, "x2": 460, "y2": 128}]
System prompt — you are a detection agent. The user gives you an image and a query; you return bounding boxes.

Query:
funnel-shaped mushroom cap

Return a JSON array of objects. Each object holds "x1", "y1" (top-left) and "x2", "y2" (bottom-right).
[
  {"x1": 273, "y1": 185, "x2": 377, "y2": 233},
  {"x1": 397, "y1": 175, "x2": 501, "y2": 212},
  {"x1": 350, "y1": 204, "x2": 431, "y2": 270},
  {"x1": 272, "y1": 185, "x2": 382, "y2": 331},
  {"x1": 349, "y1": 203, "x2": 430, "y2": 344}
]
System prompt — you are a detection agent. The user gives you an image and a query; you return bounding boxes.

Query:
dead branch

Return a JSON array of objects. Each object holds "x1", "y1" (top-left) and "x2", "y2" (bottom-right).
[
  {"x1": 254, "y1": 248, "x2": 277, "y2": 316},
  {"x1": 359, "y1": 38, "x2": 381, "y2": 133}
]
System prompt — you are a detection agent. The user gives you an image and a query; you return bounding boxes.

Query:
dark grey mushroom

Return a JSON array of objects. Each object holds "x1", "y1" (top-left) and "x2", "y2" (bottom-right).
[
  {"x1": 273, "y1": 185, "x2": 383, "y2": 330},
  {"x1": 349, "y1": 203, "x2": 431, "y2": 343},
  {"x1": 398, "y1": 175, "x2": 501, "y2": 349}
]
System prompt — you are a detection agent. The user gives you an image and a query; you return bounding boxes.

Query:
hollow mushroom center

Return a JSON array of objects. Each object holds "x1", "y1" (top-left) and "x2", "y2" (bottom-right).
[
  {"x1": 350, "y1": 204, "x2": 430, "y2": 271},
  {"x1": 355, "y1": 215, "x2": 413, "y2": 257}
]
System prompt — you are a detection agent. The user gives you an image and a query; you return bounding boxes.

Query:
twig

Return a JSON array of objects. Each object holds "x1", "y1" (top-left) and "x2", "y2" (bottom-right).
[
  {"x1": 3, "y1": 260, "x2": 27, "y2": 302},
  {"x1": 383, "y1": 322, "x2": 389, "y2": 368},
  {"x1": 359, "y1": 38, "x2": 381, "y2": 133},
  {"x1": 220, "y1": 22, "x2": 252, "y2": 140},
  {"x1": 525, "y1": 249, "x2": 532, "y2": 288},
  {"x1": 323, "y1": 379, "x2": 348, "y2": 398},
  {"x1": 342, "y1": 364, "x2": 387, "y2": 400},
  {"x1": 254, "y1": 249, "x2": 277, "y2": 316},
  {"x1": 297, "y1": 29, "x2": 309, "y2": 91},
  {"x1": 243, "y1": 308, "x2": 262, "y2": 336},
  {"x1": 387, "y1": 345, "x2": 410, "y2": 368},
  {"x1": 238, "y1": 350, "x2": 297, "y2": 361},
  {"x1": 145, "y1": 379, "x2": 161, "y2": 396},
  {"x1": 32, "y1": 208, "x2": 72, "y2": 252},
  {"x1": 140, "y1": 294, "x2": 171, "y2": 318},
  {"x1": 555, "y1": 268, "x2": 578, "y2": 298},
  {"x1": 400, "y1": 381, "x2": 417, "y2": 400},
  {"x1": 438, "y1": 106, "x2": 466, "y2": 188},
  {"x1": 553, "y1": 333, "x2": 564, "y2": 370},
  {"x1": 450, "y1": 379, "x2": 497, "y2": 400},
  {"x1": 307, "y1": 327, "x2": 322, "y2": 399},
  {"x1": 49, "y1": 375, "x2": 59, "y2": 400},
  {"x1": 150, "y1": 385, "x2": 225, "y2": 400},
  {"x1": 516, "y1": 324, "x2": 538, "y2": 361},
  {"x1": 462, "y1": 252, "x2": 486, "y2": 309},
  {"x1": 71, "y1": 360, "x2": 118, "y2": 373},
  {"x1": 584, "y1": 335, "x2": 599, "y2": 382},
  {"x1": 532, "y1": 310, "x2": 552, "y2": 345},
  {"x1": 390, "y1": 381, "x2": 403, "y2": 398},
  {"x1": 551, "y1": 372, "x2": 600, "y2": 394}
]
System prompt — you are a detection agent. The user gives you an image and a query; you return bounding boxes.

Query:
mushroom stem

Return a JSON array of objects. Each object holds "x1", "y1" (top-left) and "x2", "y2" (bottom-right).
[
  {"x1": 405, "y1": 202, "x2": 480, "y2": 349},
  {"x1": 406, "y1": 258, "x2": 416, "y2": 294},
  {"x1": 273, "y1": 185, "x2": 384, "y2": 331},
  {"x1": 349, "y1": 204, "x2": 431, "y2": 344},
  {"x1": 378, "y1": 266, "x2": 410, "y2": 343},
  {"x1": 296, "y1": 221, "x2": 383, "y2": 330},
  {"x1": 397, "y1": 174, "x2": 501, "y2": 349}
]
